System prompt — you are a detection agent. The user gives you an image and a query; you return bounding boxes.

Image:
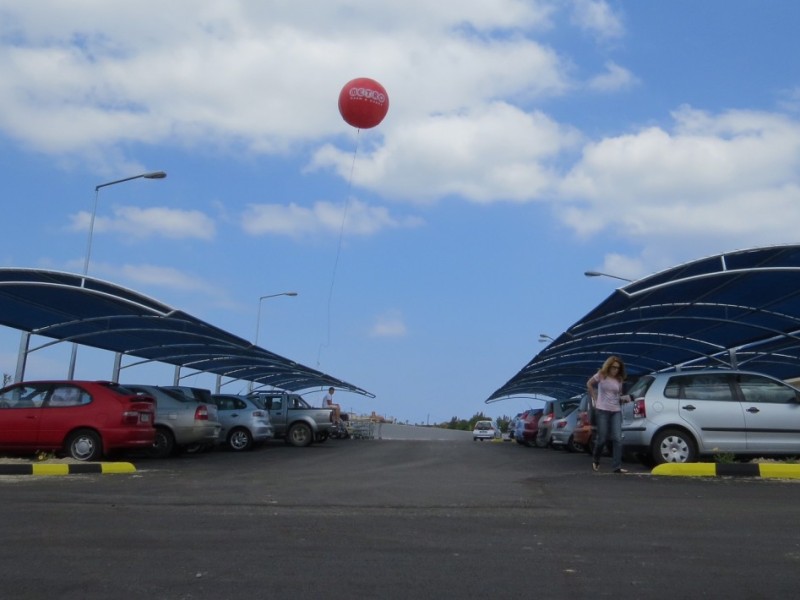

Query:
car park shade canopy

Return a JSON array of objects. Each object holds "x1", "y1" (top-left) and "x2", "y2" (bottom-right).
[
  {"x1": 488, "y1": 245, "x2": 800, "y2": 402},
  {"x1": 0, "y1": 268, "x2": 373, "y2": 397}
]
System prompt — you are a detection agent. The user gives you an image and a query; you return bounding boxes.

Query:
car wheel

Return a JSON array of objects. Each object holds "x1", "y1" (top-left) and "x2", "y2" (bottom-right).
[
  {"x1": 147, "y1": 427, "x2": 175, "y2": 459},
  {"x1": 651, "y1": 428, "x2": 697, "y2": 464},
  {"x1": 66, "y1": 429, "x2": 102, "y2": 461},
  {"x1": 286, "y1": 423, "x2": 313, "y2": 447},
  {"x1": 228, "y1": 427, "x2": 253, "y2": 452},
  {"x1": 567, "y1": 435, "x2": 584, "y2": 453}
]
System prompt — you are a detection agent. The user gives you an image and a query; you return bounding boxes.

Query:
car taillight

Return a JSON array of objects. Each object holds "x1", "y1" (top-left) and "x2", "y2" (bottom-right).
[
  {"x1": 194, "y1": 405, "x2": 209, "y2": 420},
  {"x1": 632, "y1": 399, "x2": 646, "y2": 419},
  {"x1": 252, "y1": 410, "x2": 267, "y2": 418},
  {"x1": 123, "y1": 409, "x2": 152, "y2": 425}
]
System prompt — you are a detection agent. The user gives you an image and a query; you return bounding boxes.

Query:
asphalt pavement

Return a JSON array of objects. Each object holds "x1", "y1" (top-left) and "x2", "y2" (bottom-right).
[{"x1": 1, "y1": 435, "x2": 800, "y2": 599}]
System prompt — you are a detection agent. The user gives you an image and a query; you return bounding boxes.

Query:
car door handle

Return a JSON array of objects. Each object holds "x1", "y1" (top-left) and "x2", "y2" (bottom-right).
[
  {"x1": 231, "y1": 413, "x2": 239, "y2": 417},
  {"x1": 682, "y1": 404, "x2": 696, "y2": 411},
  {"x1": 746, "y1": 407, "x2": 760, "y2": 413}
]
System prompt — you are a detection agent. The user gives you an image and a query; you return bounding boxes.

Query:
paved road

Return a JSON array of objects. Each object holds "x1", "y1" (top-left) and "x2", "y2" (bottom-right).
[{"x1": 1, "y1": 438, "x2": 799, "y2": 599}]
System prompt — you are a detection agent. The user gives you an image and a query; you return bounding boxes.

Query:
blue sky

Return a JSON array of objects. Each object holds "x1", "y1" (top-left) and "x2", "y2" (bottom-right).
[{"x1": 1, "y1": 1, "x2": 800, "y2": 424}]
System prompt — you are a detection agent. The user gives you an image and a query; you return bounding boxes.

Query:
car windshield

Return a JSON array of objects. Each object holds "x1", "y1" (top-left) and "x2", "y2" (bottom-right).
[{"x1": 475, "y1": 422, "x2": 492, "y2": 429}]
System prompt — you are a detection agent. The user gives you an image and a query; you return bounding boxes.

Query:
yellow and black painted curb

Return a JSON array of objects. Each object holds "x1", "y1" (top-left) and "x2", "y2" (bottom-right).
[
  {"x1": 652, "y1": 463, "x2": 800, "y2": 479},
  {"x1": 0, "y1": 462, "x2": 136, "y2": 476}
]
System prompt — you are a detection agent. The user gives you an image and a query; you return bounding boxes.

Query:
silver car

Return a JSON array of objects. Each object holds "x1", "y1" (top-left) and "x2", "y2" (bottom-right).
[
  {"x1": 211, "y1": 394, "x2": 274, "y2": 451},
  {"x1": 622, "y1": 369, "x2": 800, "y2": 464},
  {"x1": 549, "y1": 394, "x2": 586, "y2": 453},
  {"x1": 124, "y1": 384, "x2": 221, "y2": 458}
]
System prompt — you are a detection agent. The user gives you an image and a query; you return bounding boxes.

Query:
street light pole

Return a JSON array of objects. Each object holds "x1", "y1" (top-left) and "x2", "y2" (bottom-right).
[
  {"x1": 538, "y1": 333, "x2": 555, "y2": 343},
  {"x1": 83, "y1": 171, "x2": 167, "y2": 277},
  {"x1": 250, "y1": 292, "x2": 298, "y2": 391},
  {"x1": 584, "y1": 270, "x2": 633, "y2": 283},
  {"x1": 68, "y1": 170, "x2": 167, "y2": 379}
]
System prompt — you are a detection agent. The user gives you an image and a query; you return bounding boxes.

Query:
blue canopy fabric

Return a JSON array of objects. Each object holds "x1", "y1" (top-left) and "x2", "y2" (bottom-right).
[
  {"x1": 488, "y1": 245, "x2": 800, "y2": 402},
  {"x1": 0, "y1": 268, "x2": 373, "y2": 396}
]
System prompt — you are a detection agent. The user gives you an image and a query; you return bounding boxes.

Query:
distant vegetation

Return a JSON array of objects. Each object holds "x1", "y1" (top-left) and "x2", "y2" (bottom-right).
[{"x1": 439, "y1": 412, "x2": 510, "y2": 432}]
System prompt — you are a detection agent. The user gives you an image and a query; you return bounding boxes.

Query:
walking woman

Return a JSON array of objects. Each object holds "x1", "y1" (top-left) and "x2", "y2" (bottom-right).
[{"x1": 587, "y1": 356, "x2": 630, "y2": 473}]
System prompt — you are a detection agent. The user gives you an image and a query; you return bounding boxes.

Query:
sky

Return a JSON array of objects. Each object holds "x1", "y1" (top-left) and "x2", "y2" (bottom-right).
[{"x1": 1, "y1": 1, "x2": 800, "y2": 425}]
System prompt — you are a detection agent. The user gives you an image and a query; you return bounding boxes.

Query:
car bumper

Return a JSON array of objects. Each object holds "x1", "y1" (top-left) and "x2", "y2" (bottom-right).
[
  {"x1": 174, "y1": 424, "x2": 221, "y2": 445},
  {"x1": 103, "y1": 428, "x2": 157, "y2": 451},
  {"x1": 572, "y1": 425, "x2": 593, "y2": 446},
  {"x1": 252, "y1": 424, "x2": 274, "y2": 442}
]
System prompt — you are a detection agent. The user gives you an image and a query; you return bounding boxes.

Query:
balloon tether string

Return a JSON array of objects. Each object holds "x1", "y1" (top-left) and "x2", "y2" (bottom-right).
[{"x1": 317, "y1": 129, "x2": 360, "y2": 367}]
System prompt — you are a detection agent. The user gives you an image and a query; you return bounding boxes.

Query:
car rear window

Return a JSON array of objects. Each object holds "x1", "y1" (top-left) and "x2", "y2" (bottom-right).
[{"x1": 627, "y1": 375, "x2": 654, "y2": 399}]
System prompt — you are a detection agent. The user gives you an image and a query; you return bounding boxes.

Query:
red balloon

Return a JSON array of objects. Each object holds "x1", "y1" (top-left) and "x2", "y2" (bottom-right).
[{"x1": 338, "y1": 77, "x2": 389, "y2": 129}]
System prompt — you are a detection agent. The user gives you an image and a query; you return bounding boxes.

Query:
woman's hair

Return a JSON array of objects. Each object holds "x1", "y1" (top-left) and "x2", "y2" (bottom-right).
[{"x1": 600, "y1": 355, "x2": 626, "y2": 380}]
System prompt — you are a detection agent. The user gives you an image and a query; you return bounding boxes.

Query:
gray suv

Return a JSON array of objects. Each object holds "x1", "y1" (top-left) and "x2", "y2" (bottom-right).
[{"x1": 621, "y1": 369, "x2": 800, "y2": 464}]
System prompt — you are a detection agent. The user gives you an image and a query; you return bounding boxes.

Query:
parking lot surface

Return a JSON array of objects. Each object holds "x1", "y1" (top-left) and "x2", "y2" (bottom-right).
[{"x1": 1, "y1": 437, "x2": 799, "y2": 599}]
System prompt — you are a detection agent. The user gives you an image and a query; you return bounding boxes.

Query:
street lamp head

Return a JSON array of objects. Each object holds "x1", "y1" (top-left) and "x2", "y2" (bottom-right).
[
  {"x1": 584, "y1": 270, "x2": 633, "y2": 282},
  {"x1": 259, "y1": 291, "x2": 299, "y2": 301},
  {"x1": 143, "y1": 171, "x2": 167, "y2": 180}
]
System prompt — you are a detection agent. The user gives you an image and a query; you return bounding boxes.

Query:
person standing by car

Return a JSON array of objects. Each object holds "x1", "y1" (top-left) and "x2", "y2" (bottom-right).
[
  {"x1": 322, "y1": 387, "x2": 341, "y2": 424},
  {"x1": 587, "y1": 356, "x2": 630, "y2": 473}
]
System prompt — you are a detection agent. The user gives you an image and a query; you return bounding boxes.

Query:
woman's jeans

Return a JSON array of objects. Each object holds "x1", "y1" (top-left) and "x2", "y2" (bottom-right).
[{"x1": 593, "y1": 409, "x2": 622, "y2": 470}]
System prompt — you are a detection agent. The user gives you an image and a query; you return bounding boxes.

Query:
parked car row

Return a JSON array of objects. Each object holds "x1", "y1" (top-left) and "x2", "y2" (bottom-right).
[
  {"x1": 512, "y1": 368, "x2": 800, "y2": 465},
  {"x1": 0, "y1": 380, "x2": 338, "y2": 461},
  {"x1": 508, "y1": 397, "x2": 583, "y2": 450}
]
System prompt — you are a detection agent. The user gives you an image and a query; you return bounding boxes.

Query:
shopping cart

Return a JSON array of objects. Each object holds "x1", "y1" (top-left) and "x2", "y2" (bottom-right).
[{"x1": 347, "y1": 418, "x2": 375, "y2": 439}]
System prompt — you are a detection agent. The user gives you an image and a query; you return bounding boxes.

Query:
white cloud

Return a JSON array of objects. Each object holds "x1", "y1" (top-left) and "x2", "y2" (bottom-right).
[
  {"x1": 778, "y1": 86, "x2": 800, "y2": 113},
  {"x1": 0, "y1": 0, "x2": 572, "y2": 173},
  {"x1": 116, "y1": 263, "x2": 212, "y2": 293},
  {"x1": 587, "y1": 61, "x2": 637, "y2": 92},
  {"x1": 241, "y1": 198, "x2": 424, "y2": 237},
  {"x1": 311, "y1": 102, "x2": 583, "y2": 204},
  {"x1": 570, "y1": 0, "x2": 625, "y2": 40},
  {"x1": 558, "y1": 106, "x2": 800, "y2": 275},
  {"x1": 69, "y1": 206, "x2": 216, "y2": 240},
  {"x1": 369, "y1": 310, "x2": 408, "y2": 338}
]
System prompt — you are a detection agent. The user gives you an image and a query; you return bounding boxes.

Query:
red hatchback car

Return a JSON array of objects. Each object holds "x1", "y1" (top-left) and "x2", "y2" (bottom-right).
[{"x1": 0, "y1": 380, "x2": 156, "y2": 461}]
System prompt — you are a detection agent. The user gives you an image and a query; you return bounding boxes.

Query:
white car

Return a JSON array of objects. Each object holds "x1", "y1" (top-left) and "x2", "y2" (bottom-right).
[{"x1": 472, "y1": 420, "x2": 500, "y2": 441}]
